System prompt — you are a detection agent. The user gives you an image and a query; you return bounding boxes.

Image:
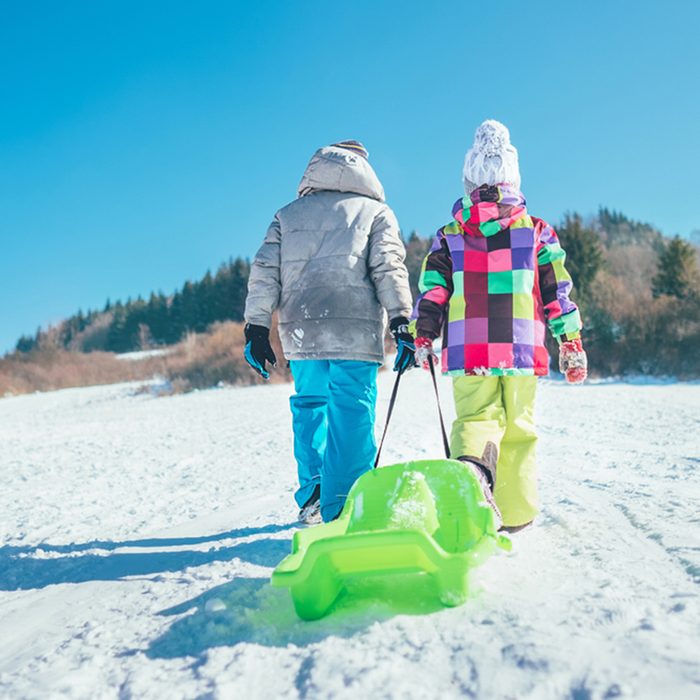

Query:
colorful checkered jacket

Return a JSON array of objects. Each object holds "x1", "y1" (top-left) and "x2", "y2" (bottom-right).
[{"x1": 410, "y1": 184, "x2": 582, "y2": 376}]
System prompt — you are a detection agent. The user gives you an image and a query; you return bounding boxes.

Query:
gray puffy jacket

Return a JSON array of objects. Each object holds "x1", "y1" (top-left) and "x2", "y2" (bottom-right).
[{"x1": 244, "y1": 146, "x2": 413, "y2": 363}]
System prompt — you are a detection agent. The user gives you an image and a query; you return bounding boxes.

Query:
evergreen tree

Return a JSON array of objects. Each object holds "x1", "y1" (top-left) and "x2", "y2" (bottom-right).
[
  {"x1": 107, "y1": 305, "x2": 129, "y2": 352},
  {"x1": 167, "y1": 293, "x2": 185, "y2": 344},
  {"x1": 597, "y1": 207, "x2": 663, "y2": 249},
  {"x1": 145, "y1": 292, "x2": 169, "y2": 344},
  {"x1": 557, "y1": 214, "x2": 604, "y2": 297},
  {"x1": 403, "y1": 231, "x2": 431, "y2": 301},
  {"x1": 226, "y1": 257, "x2": 251, "y2": 321},
  {"x1": 179, "y1": 281, "x2": 198, "y2": 334},
  {"x1": 652, "y1": 236, "x2": 699, "y2": 299},
  {"x1": 16, "y1": 334, "x2": 36, "y2": 353},
  {"x1": 196, "y1": 271, "x2": 215, "y2": 331},
  {"x1": 14, "y1": 253, "x2": 253, "y2": 353}
]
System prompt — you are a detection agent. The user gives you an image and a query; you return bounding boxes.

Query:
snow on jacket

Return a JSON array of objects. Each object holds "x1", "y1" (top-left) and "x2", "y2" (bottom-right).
[
  {"x1": 411, "y1": 184, "x2": 582, "y2": 376},
  {"x1": 244, "y1": 145, "x2": 413, "y2": 363}
]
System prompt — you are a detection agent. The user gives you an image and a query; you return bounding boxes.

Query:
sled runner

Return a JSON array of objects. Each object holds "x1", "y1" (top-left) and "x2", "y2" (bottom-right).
[{"x1": 272, "y1": 358, "x2": 510, "y2": 620}]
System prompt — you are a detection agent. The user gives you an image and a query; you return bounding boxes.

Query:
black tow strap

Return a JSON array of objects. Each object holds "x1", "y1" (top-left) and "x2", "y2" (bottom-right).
[
  {"x1": 374, "y1": 356, "x2": 451, "y2": 469},
  {"x1": 428, "y1": 357, "x2": 452, "y2": 460},
  {"x1": 373, "y1": 371, "x2": 402, "y2": 468}
]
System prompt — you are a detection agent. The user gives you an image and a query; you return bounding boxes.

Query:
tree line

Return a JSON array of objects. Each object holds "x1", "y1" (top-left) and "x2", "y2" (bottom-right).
[
  {"x1": 555, "y1": 209, "x2": 699, "y2": 377},
  {"x1": 16, "y1": 258, "x2": 250, "y2": 354},
  {"x1": 13, "y1": 214, "x2": 700, "y2": 376}
]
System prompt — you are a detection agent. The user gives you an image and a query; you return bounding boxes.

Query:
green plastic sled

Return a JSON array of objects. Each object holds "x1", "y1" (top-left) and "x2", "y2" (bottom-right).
[{"x1": 272, "y1": 459, "x2": 512, "y2": 620}]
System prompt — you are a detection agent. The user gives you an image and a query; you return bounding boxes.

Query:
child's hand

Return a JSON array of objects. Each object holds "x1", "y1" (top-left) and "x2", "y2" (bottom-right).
[
  {"x1": 559, "y1": 339, "x2": 587, "y2": 384},
  {"x1": 390, "y1": 317, "x2": 418, "y2": 375},
  {"x1": 244, "y1": 323, "x2": 277, "y2": 379},
  {"x1": 415, "y1": 337, "x2": 438, "y2": 370}
]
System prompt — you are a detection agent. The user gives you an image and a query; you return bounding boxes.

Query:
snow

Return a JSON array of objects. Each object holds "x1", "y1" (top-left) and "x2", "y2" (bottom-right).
[
  {"x1": 1, "y1": 372, "x2": 699, "y2": 699},
  {"x1": 115, "y1": 349, "x2": 172, "y2": 361},
  {"x1": 386, "y1": 471, "x2": 435, "y2": 530}
]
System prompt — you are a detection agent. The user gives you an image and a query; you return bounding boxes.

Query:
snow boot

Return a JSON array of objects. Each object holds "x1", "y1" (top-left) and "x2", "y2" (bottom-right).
[
  {"x1": 457, "y1": 443, "x2": 502, "y2": 529},
  {"x1": 500, "y1": 521, "x2": 533, "y2": 534},
  {"x1": 298, "y1": 483, "x2": 322, "y2": 525}
]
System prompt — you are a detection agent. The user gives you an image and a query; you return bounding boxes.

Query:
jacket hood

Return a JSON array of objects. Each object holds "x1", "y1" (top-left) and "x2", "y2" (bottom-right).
[
  {"x1": 453, "y1": 183, "x2": 527, "y2": 238},
  {"x1": 297, "y1": 146, "x2": 385, "y2": 202}
]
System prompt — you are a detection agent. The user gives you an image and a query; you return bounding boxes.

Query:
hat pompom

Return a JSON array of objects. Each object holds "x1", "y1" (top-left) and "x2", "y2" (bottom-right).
[{"x1": 474, "y1": 120, "x2": 510, "y2": 156}]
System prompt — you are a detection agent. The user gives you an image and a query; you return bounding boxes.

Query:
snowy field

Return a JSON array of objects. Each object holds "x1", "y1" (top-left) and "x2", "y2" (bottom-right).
[{"x1": 1, "y1": 371, "x2": 699, "y2": 699}]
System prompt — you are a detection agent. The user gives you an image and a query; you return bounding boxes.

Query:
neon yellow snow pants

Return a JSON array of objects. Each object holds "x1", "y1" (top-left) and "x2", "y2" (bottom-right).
[{"x1": 450, "y1": 376, "x2": 538, "y2": 528}]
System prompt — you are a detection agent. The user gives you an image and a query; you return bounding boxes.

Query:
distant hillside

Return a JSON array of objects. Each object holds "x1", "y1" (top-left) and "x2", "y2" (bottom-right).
[
  {"x1": 555, "y1": 209, "x2": 699, "y2": 377},
  {"x1": 594, "y1": 207, "x2": 666, "y2": 249},
  {"x1": 12, "y1": 238, "x2": 431, "y2": 357},
  {"x1": 15, "y1": 258, "x2": 251, "y2": 355},
  {"x1": 10, "y1": 210, "x2": 700, "y2": 379}
]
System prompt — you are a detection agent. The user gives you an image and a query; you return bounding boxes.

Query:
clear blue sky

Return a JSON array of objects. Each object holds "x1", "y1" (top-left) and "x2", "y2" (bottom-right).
[{"x1": 2, "y1": 1, "x2": 699, "y2": 354}]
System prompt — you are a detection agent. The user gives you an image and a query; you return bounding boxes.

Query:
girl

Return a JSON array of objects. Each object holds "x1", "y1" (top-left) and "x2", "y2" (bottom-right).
[{"x1": 411, "y1": 120, "x2": 587, "y2": 532}]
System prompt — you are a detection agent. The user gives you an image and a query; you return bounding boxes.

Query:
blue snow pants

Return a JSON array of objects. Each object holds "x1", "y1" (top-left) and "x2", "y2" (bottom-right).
[{"x1": 290, "y1": 360, "x2": 379, "y2": 522}]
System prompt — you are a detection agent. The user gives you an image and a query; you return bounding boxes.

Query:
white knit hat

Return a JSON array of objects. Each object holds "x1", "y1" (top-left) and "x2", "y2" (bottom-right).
[{"x1": 463, "y1": 119, "x2": 521, "y2": 194}]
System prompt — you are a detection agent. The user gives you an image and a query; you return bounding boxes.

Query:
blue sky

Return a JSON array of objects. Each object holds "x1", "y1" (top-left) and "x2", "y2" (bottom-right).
[{"x1": 2, "y1": 1, "x2": 699, "y2": 353}]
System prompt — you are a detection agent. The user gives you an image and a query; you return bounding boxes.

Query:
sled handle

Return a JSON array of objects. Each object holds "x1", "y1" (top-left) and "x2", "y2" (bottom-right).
[
  {"x1": 374, "y1": 356, "x2": 451, "y2": 469},
  {"x1": 428, "y1": 356, "x2": 451, "y2": 460},
  {"x1": 373, "y1": 371, "x2": 401, "y2": 468}
]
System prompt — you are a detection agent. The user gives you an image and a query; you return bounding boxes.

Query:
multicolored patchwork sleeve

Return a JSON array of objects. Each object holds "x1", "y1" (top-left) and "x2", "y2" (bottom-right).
[
  {"x1": 409, "y1": 228, "x2": 454, "y2": 340},
  {"x1": 534, "y1": 218, "x2": 582, "y2": 342}
]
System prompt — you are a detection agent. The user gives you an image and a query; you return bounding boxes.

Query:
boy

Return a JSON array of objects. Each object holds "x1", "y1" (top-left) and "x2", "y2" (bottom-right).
[{"x1": 244, "y1": 141, "x2": 415, "y2": 523}]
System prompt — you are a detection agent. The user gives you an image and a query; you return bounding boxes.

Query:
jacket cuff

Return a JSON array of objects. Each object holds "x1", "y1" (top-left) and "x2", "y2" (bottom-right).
[
  {"x1": 556, "y1": 330, "x2": 582, "y2": 344},
  {"x1": 389, "y1": 316, "x2": 411, "y2": 332},
  {"x1": 414, "y1": 327, "x2": 440, "y2": 341},
  {"x1": 244, "y1": 314, "x2": 272, "y2": 329}
]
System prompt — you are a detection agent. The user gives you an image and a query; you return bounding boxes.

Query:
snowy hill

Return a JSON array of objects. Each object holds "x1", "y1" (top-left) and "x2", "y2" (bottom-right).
[{"x1": 1, "y1": 373, "x2": 699, "y2": 699}]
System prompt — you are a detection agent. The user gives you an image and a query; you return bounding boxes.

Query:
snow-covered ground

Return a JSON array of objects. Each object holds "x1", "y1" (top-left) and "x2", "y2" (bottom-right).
[
  {"x1": 1, "y1": 372, "x2": 699, "y2": 699},
  {"x1": 115, "y1": 349, "x2": 172, "y2": 362}
]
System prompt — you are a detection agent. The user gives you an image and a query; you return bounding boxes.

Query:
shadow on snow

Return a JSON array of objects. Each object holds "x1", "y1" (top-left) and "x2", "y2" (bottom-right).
[
  {"x1": 147, "y1": 573, "x2": 447, "y2": 657},
  {"x1": 0, "y1": 522, "x2": 296, "y2": 591},
  {"x1": 2, "y1": 521, "x2": 448, "y2": 656}
]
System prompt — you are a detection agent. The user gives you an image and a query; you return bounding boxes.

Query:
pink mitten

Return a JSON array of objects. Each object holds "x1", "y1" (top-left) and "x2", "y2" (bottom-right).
[
  {"x1": 559, "y1": 338, "x2": 588, "y2": 384},
  {"x1": 414, "y1": 337, "x2": 438, "y2": 370}
]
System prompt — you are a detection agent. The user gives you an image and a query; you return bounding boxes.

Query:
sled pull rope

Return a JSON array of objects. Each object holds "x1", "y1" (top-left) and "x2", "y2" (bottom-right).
[
  {"x1": 428, "y1": 356, "x2": 451, "y2": 460},
  {"x1": 373, "y1": 371, "x2": 402, "y2": 468},
  {"x1": 374, "y1": 357, "x2": 451, "y2": 469}
]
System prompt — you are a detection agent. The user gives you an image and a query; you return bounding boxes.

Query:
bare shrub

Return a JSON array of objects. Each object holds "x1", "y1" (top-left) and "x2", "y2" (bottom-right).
[
  {"x1": 71, "y1": 312, "x2": 114, "y2": 352},
  {"x1": 0, "y1": 349, "x2": 154, "y2": 396},
  {"x1": 0, "y1": 320, "x2": 293, "y2": 398},
  {"x1": 157, "y1": 320, "x2": 291, "y2": 392},
  {"x1": 604, "y1": 245, "x2": 656, "y2": 301}
]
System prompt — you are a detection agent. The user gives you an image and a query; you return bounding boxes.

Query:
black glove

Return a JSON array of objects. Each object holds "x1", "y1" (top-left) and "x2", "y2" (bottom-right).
[
  {"x1": 390, "y1": 316, "x2": 417, "y2": 375},
  {"x1": 244, "y1": 324, "x2": 277, "y2": 379}
]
